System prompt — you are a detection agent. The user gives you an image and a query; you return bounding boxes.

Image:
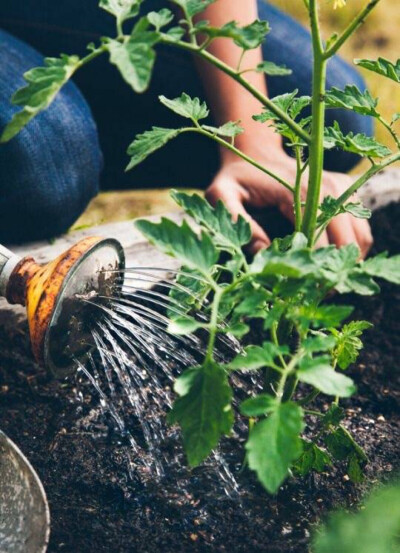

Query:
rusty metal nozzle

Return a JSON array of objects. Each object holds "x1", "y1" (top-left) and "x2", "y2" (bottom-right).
[{"x1": 0, "y1": 236, "x2": 125, "y2": 378}]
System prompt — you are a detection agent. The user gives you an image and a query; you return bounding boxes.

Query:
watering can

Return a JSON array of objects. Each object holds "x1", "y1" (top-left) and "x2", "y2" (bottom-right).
[
  {"x1": 0, "y1": 430, "x2": 50, "y2": 553},
  {"x1": 0, "y1": 236, "x2": 125, "y2": 378}
]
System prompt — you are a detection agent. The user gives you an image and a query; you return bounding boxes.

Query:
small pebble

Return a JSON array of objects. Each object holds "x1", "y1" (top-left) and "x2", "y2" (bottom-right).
[
  {"x1": 377, "y1": 415, "x2": 386, "y2": 422},
  {"x1": 190, "y1": 534, "x2": 198, "y2": 542},
  {"x1": 343, "y1": 474, "x2": 350, "y2": 482}
]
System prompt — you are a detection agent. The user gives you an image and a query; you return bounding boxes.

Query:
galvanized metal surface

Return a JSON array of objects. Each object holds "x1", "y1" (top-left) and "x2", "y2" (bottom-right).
[{"x1": 0, "y1": 431, "x2": 50, "y2": 553}]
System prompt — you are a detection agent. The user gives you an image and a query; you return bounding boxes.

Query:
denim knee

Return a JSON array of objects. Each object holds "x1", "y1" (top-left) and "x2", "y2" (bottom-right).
[{"x1": 0, "y1": 30, "x2": 102, "y2": 244}]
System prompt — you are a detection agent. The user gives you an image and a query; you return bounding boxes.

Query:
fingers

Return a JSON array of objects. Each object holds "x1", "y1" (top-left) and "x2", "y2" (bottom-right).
[
  {"x1": 351, "y1": 217, "x2": 373, "y2": 258},
  {"x1": 326, "y1": 213, "x2": 358, "y2": 250},
  {"x1": 206, "y1": 177, "x2": 270, "y2": 254}
]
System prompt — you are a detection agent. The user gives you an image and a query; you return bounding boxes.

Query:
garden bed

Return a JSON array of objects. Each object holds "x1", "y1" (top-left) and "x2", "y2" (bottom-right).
[{"x1": 0, "y1": 202, "x2": 399, "y2": 553}]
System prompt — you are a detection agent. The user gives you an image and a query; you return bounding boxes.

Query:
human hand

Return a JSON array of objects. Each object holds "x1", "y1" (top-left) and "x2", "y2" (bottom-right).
[{"x1": 205, "y1": 144, "x2": 373, "y2": 257}]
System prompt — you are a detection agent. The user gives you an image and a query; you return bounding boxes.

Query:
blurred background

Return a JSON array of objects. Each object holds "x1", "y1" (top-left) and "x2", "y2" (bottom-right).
[{"x1": 73, "y1": 0, "x2": 400, "y2": 230}]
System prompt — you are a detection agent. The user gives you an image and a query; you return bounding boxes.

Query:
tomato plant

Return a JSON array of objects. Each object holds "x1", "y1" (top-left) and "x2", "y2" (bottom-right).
[{"x1": 2, "y1": 0, "x2": 400, "y2": 493}]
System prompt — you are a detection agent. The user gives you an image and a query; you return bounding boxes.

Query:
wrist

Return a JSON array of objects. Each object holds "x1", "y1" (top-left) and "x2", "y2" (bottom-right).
[{"x1": 220, "y1": 124, "x2": 284, "y2": 165}]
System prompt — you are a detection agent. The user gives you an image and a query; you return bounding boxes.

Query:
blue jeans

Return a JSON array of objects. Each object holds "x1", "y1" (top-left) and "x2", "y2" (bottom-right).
[{"x1": 0, "y1": 1, "x2": 372, "y2": 243}]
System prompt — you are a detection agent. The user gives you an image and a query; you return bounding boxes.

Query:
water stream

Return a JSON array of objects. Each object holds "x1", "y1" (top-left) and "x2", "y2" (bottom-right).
[{"x1": 74, "y1": 269, "x2": 245, "y2": 499}]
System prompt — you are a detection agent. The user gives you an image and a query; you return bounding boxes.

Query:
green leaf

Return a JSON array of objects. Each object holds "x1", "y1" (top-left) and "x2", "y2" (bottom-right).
[
  {"x1": 225, "y1": 322, "x2": 250, "y2": 338},
  {"x1": 295, "y1": 441, "x2": 332, "y2": 476},
  {"x1": 245, "y1": 402, "x2": 304, "y2": 493},
  {"x1": 355, "y1": 57, "x2": 400, "y2": 84},
  {"x1": 169, "y1": 0, "x2": 216, "y2": 18},
  {"x1": 168, "y1": 316, "x2": 205, "y2": 335},
  {"x1": 343, "y1": 202, "x2": 372, "y2": 219},
  {"x1": 171, "y1": 190, "x2": 251, "y2": 249},
  {"x1": 240, "y1": 394, "x2": 278, "y2": 417},
  {"x1": 159, "y1": 93, "x2": 209, "y2": 122},
  {"x1": 193, "y1": 19, "x2": 270, "y2": 50},
  {"x1": 331, "y1": 320, "x2": 372, "y2": 370},
  {"x1": 362, "y1": 252, "x2": 400, "y2": 285},
  {"x1": 165, "y1": 26, "x2": 185, "y2": 41},
  {"x1": 317, "y1": 196, "x2": 371, "y2": 227},
  {"x1": 294, "y1": 304, "x2": 354, "y2": 329},
  {"x1": 135, "y1": 217, "x2": 218, "y2": 274},
  {"x1": 325, "y1": 85, "x2": 380, "y2": 117},
  {"x1": 324, "y1": 426, "x2": 367, "y2": 463},
  {"x1": 229, "y1": 342, "x2": 288, "y2": 371},
  {"x1": 233, "y1": 287, "x2": 271, "y2": 318},
  {"x1": 256, "y1": 61, "x2": 292, "y2": 76},
  {"x1": 168, "y1": 360, "x2": 233, "y2": 466},
  {"x1": 298, "y1": 356, "x2": 356, "y2": 397},
  {"x1": 251, "y1": 248, "x2": 317, "y2": 279},
  {"x1": 303, "y1": 335, "x2": 336, "y2": 353},
  {"x1": 168, "y1": 266, "x2": 212, "y2": 317},
  {"x1": 1, "y1": 54, "x2": 80, "y2": 142},
  {"x1": 313, "y1": 483, "x2": 400, "y2": 553},
  {"x1": 315, "y1": 244, "x2": 380, "y2": 295},
  {"x1": 106, "y1": 30, "x2": 159, "y2": 93},
  {"x1": 202, "y1": 121, "x2": 244, "y2": 138},
  {"x1": 324, "y1": 121, "x2": 391, "y2": 158},
  {"x1": 147, "y1": 8, "x2": 174, "y2": 30},
  {"x1": 322, "y1": 404, "x2": 345, "y2": 428},
  {"x1": 99, "y1": 0, "x2": 142, "y2": 23},
  {"x1": 126, "y1": 127, "x2": 185, "y2": 170}
]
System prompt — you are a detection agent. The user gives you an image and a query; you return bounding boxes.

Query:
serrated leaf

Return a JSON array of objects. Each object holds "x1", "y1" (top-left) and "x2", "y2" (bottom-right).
[
  {"x1": 229, "y1": 342, "x2": 288, "y2": 371},
  {"x1": 106, "y1": 31, "x2": 158, "y2": 92},
  {"x1": 168, "y1": 360, "x2": 233, "y2": 466},
  {"x1": 322, "y1": 404, "x2": 345, "y2": 428},
  {"x1": 303, "y1": 335, "x2": 336, "y2": 353},
  {"x1": 171, "y1": 190, "x2": 251, "y2": 250},
  {"x1": 126, "y1": 127, "x2": 184, "y2": 170},
  {"x1": 233, "y1": 287, "x2": 271, "y2": 318},
  {"x1": 324, "y1": 426, "x2": 367, "y2": 464},
  {"x1": 325, "y1": 85, "x2": 380, "y2": 117},
  {"x1": 99, "y1": 0, "x2": 142, "y2": 23},
  {"x1": 256, "y1": 61, "x2": 292, "y2": 76},
  {"x1": 251, "y1": 248, "x2": 316, "y2": 279},
  {"x1": 135, "y1": 217, "x2": 218, "y2": 274},
  {"x1": 168, "y1": 267, "x2": 212, "y2": 317},
  {"x1": 165, "y1": 26, "x2": 185, "y2": 41},
  {"x1": 202, "y1": 121, "x2": 244, "y2": 138},
  {"x1": 295, "y1": 441, "x2": 332, "y2": 476},
  {"x1": 194, "y1": 19, "x2": 270, "y2": 50},
  {"x1": 240, "y1": 394, "x2": 278, "y2": 417},
  {"x1": 355, "y1": 57, "x2": 400, "y2": 84},
  {"x1": 362, "y1": 252, "x2": 400, "y2": 285},
  {"x1": 159, "y1": 93, "x2": 209, "y2": 122},
  {"x1": 169, "y1": 0, "x2": 216, "y2": 18},
  {"x1": 331, "y1": 320, "x2": 372, "y2": 370},
  {"x1": 298, "y1": 356, "x2": 356, "y2": 397},
  {"x1": 245, "y1": 402, "x2": 304, "y2": 493},
  {"x1": 317, "y1": 196, "x2": 371, "y2": 227},
  {"x1": 147, "y1": 9, "x2": 174, "y2": 30},
  {"x1": 293, "y1": 304, "x2": 354, "y2": 330},
  {"x1": 1, "y1": 55, "x2": 80, "y2": 142},
  {"x1": 315, "y1": 243, "x2": 380, "y2": 295},
  {"x1": 168, "y1": 316, "x2": 205, "y2": 335},
  {"x1": 324, "y1": 121, "x2": 391, "y2": 158}
]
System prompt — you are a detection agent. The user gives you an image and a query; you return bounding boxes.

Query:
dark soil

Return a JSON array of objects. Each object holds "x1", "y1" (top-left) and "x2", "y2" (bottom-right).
[{"x1": 1, "y1": 203, "x2": 399, "y2": 553}]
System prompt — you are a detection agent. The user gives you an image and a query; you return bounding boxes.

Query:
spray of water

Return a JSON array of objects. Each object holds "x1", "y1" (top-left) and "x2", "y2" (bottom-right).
[{"x1": 73, "y1": 267, "x2": 246, "y2": 499}]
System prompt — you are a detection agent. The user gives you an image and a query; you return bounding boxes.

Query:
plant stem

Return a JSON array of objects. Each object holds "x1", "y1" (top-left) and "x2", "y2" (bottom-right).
[
  {"x1": 301, "y1": 0, "x2": 327, "y2": 246},
  {"x1": 333, "y1": 151, "x2": 400, "y2": 208},
  {"x1": 205, "y1": 287, "x2": 223, "y2": 362},
  {"x1": 294, "y1": 147, "x2": 303, "y2": 231},
  {"x1": 323, "y1": 0, "x2": 381, "y2": 59},
  {"x1": 378, "y1": 116, "x2": 400, "y2": 149},
  {"x1": 160, "y1": 36, "x2": 311, "y2": 145},
  {"x1": 193, "y1": 127, "x2": 294, "y2": 192}
]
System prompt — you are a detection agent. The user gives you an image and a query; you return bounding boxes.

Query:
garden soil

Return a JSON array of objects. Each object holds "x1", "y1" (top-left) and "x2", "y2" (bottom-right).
[{"x1": 0, "y1": 203, "x2": 399, "y2": 553}]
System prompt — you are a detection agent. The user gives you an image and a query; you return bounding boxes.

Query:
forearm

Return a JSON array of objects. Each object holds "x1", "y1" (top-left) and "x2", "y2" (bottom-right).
[{"x1": 194, "y1": 0, "x2": 282, "y2": 157}]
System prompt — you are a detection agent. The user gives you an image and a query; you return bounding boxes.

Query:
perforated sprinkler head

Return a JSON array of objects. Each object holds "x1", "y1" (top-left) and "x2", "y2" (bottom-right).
[{"x1": 0, "y1": 236, "x2": 125, "y2": 378}]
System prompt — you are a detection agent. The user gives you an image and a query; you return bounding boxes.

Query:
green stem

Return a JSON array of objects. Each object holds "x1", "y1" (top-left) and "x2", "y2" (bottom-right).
[
  {"x1": 193, "y1": 127, "x2": 294, "y2": 192},
  {"x1": 333, "y1": 150, "x2": 400, "y2": 208},
  {"x1": 378, "y1": 116, "x2": 400, "y2": 149},
  {"x1": 294, "y1": 147, "x2": 303, "y2": 231},
  {"x1": 205, "y1": 287, "x2": 223, "y2": 362},
  {"x1": 301, "y1": 0, "x2": 327, "y2": 246},
  {"x1": 323, "y1": 0, "x2": 381, "y2": 59},
  {"x1": 160, "y1": 36, "x2": 311, "y2": 145}
]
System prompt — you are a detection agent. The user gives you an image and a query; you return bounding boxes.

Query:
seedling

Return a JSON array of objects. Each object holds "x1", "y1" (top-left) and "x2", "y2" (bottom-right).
[{"x1": 2, "y1": 0, "x2": 400, "y2": 493}]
